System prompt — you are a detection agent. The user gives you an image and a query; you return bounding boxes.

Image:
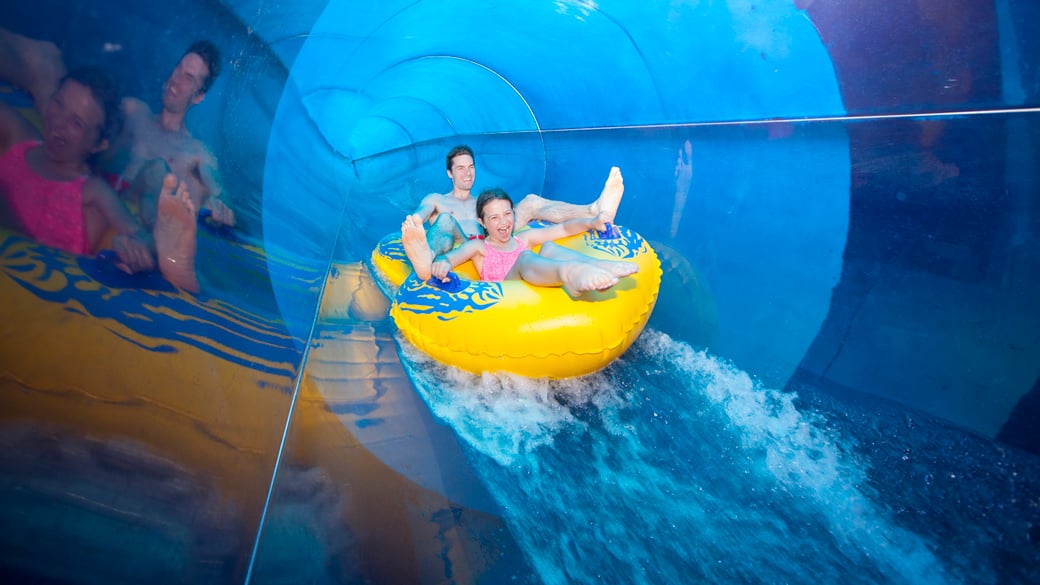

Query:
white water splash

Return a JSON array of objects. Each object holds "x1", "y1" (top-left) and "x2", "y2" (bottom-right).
[
  {"x1": 396, "y1": 338, "x2": 615, "y2": 466},
  {"x1": 398, "y1": 330, "x2": 954, "y2": 584},
  {"x1": 641, "y1": 330, "x2": 952, "y2": 584}
]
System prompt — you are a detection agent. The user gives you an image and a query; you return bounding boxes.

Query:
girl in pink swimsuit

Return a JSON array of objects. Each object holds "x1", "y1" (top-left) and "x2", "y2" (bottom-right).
[
  {"x1": 414, "y1": 187, "x2": 638, "y2": 296},
  {"x1": 0, "y1": 67, "x2": 154, "y2": 272},
  {"x1": 0, "y1": 140, "x2": 90, "y2": 254},
  {"x1": 478, "y1": 233, "x2": 528, "y2": 281}
]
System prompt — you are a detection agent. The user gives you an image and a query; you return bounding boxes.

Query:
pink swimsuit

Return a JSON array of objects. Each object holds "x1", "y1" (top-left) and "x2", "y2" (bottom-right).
[
  {"x1": 479, "y1": 236, "x2": 527, "y2": 282},
  {"x1": 0, "y1": 141, "x2": 90, "y2": 255}
]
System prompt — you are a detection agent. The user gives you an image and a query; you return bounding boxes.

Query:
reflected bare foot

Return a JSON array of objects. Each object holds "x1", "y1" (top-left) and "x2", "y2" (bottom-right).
[
  {"x1": 401, "y1": 214, "x2": 433, "y2": 281},
  {"x1": 674, "y1": 140, "x2": 693, "y2": 193},
  {"x1": 559, "y1": 263, "x2": 619, "y2": 297},
  {"x1": 155, "y1": 174, "x2": 200, "y2": 293},
  {"x1": 592, "y1": 167, "x2": 625, "y2": 224},
  {"x1": 916, "y1": 152, "x2": 960, "y2": 186}
]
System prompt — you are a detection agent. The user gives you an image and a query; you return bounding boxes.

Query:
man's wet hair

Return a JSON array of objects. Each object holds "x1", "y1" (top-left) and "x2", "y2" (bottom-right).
[
  {"x1": 185, "y1": 40, "x2": 221, "y2": 94},
  {"x1": 58, "y1": 66, "x2": 123, "y2": 144},
  {"x1": 445, "y1": 144, "x2": 474, "y2": 171}
]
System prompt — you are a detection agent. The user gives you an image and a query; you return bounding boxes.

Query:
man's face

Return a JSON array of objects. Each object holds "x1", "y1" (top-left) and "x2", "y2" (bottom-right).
[
  {"x1": 42, "y1": 79, "x2": 106, "y2": 164},
  {"x1": 447, "y1": 154, "x2": 475, "y2": 192},
  {"x1": 161, "y1": 52, "x2": 209, "y2": 114}
]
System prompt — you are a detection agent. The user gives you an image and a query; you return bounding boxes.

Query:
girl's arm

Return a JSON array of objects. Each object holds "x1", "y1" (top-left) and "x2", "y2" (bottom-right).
[
  {"x1": 519, "y1": 212, "x2": 608, "y2": 246},
  {"x1": 430, "y1": 238, "x2": 482, "y2": 280},
  {"x1": 82, "y1": 176, "x2": 155, "y2": 272}
]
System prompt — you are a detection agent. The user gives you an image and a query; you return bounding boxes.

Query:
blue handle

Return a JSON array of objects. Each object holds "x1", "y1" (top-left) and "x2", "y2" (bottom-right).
[
  {"x1": 425, "y1": 271, "x2": 465, "y2": 293},
  {"x1": 596, "y1": 222, "x2": 620, "y2": 239}
]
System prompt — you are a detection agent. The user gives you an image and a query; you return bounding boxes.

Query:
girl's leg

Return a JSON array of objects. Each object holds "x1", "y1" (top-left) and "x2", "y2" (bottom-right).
[
  {"x1": 511, "y1": 250, "x2": 619, "y2": 296},
  {"x1": 538, "y1": 242, "x2": 639, "y2": 278}
]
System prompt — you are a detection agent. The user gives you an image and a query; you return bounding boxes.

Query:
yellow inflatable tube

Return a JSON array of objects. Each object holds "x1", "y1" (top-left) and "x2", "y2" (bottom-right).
[{"x1": 369, "y1": 224, "x2": 662, "y2": 378}]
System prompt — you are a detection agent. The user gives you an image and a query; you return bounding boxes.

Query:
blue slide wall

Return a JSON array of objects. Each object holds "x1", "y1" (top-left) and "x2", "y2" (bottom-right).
[{"x1": 262, "y1": 0, "x2": 850, "y2": 388}]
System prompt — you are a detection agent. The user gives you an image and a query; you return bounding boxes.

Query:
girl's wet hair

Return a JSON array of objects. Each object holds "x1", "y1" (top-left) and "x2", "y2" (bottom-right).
[
  {"x1": 475, "y1": 187, "x2": 513, "y2": 235},
  {"x1": 58, "y1": 66, "x2": 123, "y2": 144}
]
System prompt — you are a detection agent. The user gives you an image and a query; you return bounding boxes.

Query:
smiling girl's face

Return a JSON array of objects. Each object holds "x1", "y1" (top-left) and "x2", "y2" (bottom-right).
[
  {"x1": 478, "y1": 198, "x2": 515, "y2": 244},
  {"x1": 42, "y1": 79, "x2": 106, "y2": 166}
]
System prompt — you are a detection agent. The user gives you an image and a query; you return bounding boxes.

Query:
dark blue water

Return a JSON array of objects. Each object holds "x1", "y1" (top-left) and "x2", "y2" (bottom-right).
[{"x1": 399, "y1": 330, "x2": 1039, "y2": 585}]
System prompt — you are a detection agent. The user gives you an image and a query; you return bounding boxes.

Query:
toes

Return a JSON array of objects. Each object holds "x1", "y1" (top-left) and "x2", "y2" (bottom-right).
[{"x1": 160, "y1": 174, "x2": 178, "y2": 194}]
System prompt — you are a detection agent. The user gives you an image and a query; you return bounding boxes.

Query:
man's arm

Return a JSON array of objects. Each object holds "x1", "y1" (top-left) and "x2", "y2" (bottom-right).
[
  {"x1": 411, "y1": 194, "x2": 441, "y2": 224},
  {"x1": 186, "y1": 141, "x2": 234, "y2": 226},
  {"x1": 196, "y1": 155, "x2": 235, "y2": 226}
]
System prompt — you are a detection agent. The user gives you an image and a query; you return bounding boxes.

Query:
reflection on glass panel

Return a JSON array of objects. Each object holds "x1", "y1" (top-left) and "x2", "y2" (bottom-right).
[
  {"x1": 804, "y1": 0, "x2": 1005, "y2": 114},
  {"x1": 0, "y1": 5, "x2": 319, "y2": 583},
  {"x1": 249, "y1": 254, "x2": 537, "y2": 584},
  {"x1": 794, "y1": 111, "x2": 1040, "y2": 439}
]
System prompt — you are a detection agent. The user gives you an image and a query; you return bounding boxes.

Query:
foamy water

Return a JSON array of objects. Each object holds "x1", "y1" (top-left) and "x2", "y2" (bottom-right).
[{"x1": 397, "y1": 330, "x2": 974, "y2": 584}]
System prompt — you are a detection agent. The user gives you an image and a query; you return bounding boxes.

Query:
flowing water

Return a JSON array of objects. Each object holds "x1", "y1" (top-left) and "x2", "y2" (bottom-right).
[{"x1": 399, "y1": 330, "x2": 1040, "y2": 585}]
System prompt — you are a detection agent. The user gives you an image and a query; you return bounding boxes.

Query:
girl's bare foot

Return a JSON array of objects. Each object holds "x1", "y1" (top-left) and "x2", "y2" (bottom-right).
[
  {"x1": 155, "y1": 174, "x2": 200, "y2": 293},
  {"x1": 401, "y1": 214, "x2": 433, "y2": 280},
  {"x1": 594, "y1": 259, "x2": 639, "y2": 278},
  {"x1": 558, "y1": 263, "x2": 619, "y2": 297},
  {"x1": 592, "y1": 167, "x2": 625, "y2": 224}
]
